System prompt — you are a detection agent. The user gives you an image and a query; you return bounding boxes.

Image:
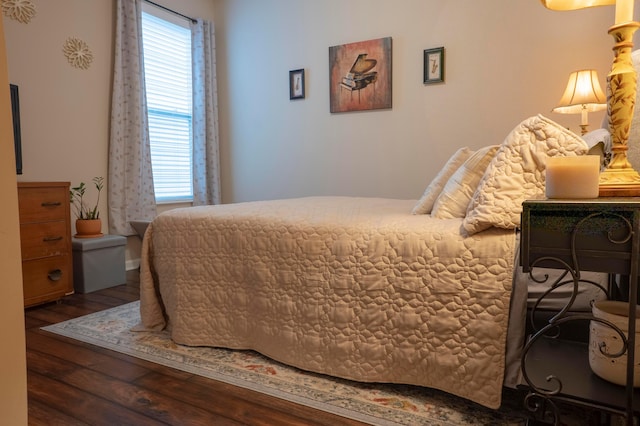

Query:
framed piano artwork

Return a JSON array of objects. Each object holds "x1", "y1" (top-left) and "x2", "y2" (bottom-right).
[
  {"x1": 423, "y1": 47, "x2": 445, "y2": 84},
  {"x1": 289, "y1": 69, "x2": 305, "y2": 100},
  {"x1": 329, "y1": 37, "x2": 392, "y2": 113}
]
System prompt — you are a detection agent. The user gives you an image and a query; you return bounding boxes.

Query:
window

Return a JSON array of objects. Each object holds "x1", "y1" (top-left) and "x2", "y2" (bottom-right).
[{"x1": 141, "y1": 7, "x2": 193, "y2": 203}]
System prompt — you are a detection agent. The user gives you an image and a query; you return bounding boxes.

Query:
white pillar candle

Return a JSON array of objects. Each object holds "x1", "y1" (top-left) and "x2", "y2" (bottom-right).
[{"x1": 545, "y1": 155, "x2": 601, "y2": 199}]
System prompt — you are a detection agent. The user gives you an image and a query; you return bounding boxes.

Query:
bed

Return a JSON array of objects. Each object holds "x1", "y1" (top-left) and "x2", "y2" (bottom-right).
[{"x1": 138, "y1": 114, "x2": 608, "y2": 409}]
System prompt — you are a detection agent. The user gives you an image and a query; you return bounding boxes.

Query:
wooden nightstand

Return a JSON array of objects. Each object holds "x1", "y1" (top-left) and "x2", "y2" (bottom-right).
[{"x1": 520, "y1": 199, "x2": 640, "y2": 425}]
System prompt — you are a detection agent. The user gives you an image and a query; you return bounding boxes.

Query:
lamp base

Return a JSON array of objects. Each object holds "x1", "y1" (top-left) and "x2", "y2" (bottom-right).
[
  {"x1": 599, "y1": 185, "x2": 640, "y2": 197},
  {"x1": 598, "y1": 21, "x2": 640, "y2": 198},
  {"x1": 599, "y1": 168, "x2": 640, "y2": 196}
]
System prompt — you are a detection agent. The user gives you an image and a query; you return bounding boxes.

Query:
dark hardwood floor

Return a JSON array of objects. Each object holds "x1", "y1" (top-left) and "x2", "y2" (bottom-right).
[{"x1": 25, "y1": 270, "x2": 366, "y2": 426}]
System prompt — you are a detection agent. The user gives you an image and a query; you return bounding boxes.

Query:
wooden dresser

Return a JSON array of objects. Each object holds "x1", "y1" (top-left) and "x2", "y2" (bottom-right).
[{"x1": 18, "y1": 182, "x2": 73, "y2": 307}]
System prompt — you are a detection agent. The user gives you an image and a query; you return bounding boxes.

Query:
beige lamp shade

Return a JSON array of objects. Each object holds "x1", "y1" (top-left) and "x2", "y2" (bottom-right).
[
  {"x1": 553, "y1": 69, "x2": 607, "y2": 114},
  {"x1": 552, "y1": 69, "x2": 607, "y2": 134}
]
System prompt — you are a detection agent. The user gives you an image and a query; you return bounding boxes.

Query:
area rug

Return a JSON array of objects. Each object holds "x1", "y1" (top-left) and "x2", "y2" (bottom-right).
[{"x1": 42, "y1": 301, "x2": 534, "y2": 425}]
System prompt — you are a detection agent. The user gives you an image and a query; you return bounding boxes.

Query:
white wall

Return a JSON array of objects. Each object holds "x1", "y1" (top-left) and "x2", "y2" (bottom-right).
[
  {"x1": 5, "y1": 0, "x2": 113, "y2": 222},
  {"x1": 214, "y1": 0, "x2": 615, "y2": 203}
]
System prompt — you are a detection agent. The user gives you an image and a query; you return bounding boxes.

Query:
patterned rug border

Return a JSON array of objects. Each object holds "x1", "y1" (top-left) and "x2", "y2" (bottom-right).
[{"x1": 42, "y1": 301, "x2": 529, "y2": 426}]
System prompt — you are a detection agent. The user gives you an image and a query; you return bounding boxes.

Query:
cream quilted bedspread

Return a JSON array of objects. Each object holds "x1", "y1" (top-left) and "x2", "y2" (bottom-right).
[{"x1": 139, "y1": 196, "x2": 517, "y2": 409}]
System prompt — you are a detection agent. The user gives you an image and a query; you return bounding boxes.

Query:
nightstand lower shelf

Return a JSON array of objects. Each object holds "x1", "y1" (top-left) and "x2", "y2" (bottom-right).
[{"x1": 520, "y1": 334, "x2": 640, "y2": 414}]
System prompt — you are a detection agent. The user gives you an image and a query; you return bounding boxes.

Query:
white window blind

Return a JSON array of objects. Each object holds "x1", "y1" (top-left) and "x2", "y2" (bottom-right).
[{"x1": 141, "y1": 10, "x2": 193, "y2": 203}]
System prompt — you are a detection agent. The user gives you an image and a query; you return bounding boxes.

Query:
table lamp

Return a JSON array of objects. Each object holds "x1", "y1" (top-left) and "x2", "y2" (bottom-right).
[
  {"x1": 552, "y1": 69, "x2": 607, "y2": 135},
  {"x1": 541, "y1": 0, "x2": 640, "y2": 196}
]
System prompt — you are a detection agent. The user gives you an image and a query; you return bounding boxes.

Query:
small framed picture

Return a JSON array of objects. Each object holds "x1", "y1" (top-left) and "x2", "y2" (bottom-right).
[
  {"x1": 289, "y1": 69, "x2": 305, "y2": 100},
  {"x1": 423, "y1": 47, "x2": 444, "y2": 84}
]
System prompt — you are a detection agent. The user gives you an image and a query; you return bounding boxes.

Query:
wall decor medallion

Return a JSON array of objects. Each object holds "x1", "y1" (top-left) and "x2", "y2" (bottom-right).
[
  {"x1": 63, "y1": 37, "x2": 94, "y2": 70},
  {"x1": 329, "y1": 36, "x2": 392, "y2": 113},
  {"x1": 1, "y1": 0, "x2": 37, "y2": 24},
  {"x1": 423, "y1": 47, "x2": 445, "y2": 84}
]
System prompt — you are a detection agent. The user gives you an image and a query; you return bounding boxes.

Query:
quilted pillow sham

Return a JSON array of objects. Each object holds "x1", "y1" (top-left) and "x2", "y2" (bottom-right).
[
  {"x1": 462, "y1": 114, "x2": 588, "y2": 235},
  {"x1": 431, "y1": 145, "x2": 499, "y2": 219},
  {"x1": 412, "y1": 146, "x2": 473, "y2": 215}
]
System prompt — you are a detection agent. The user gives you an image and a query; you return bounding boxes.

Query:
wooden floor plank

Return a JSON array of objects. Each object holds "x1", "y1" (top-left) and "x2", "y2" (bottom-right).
[
  {"x1": 27, "y1": 332, "x2": 151, "y2": 383},
  {"x1": 25, "y1": 305, "x2": 75, "y2": 326},
  {"x1": 24, "y1": 314, "x2": 47, "y2": 330},
  {"x1": 76, "y1": 290, "x2": 135, "y2": 307},
  {"x1": 65, "y1": 367, "x2": 235, "y2": 426},
  {"x1": 28, "y1": 372, "x2": 165, "y2": 426},
  {"x1": 28, "y1": 398, "x2": 90, "y2": 426}
]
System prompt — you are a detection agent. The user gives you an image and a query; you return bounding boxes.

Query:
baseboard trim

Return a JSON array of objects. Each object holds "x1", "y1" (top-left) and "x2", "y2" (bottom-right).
[{"x1": 126, "y1": 259, "x2": 141, "y2": 271}]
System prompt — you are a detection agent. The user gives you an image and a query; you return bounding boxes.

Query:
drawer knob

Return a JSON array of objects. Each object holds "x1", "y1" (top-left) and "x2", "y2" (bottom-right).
[
  {"x1": 41, "y1": 201, "x2": 62, "y2": 207},
  {"x1": 47, "y1": 269, "x2": 62, "y2": 281},
  {"x1": 43, "y1": 236, "x2": 63, "y2": 242}
]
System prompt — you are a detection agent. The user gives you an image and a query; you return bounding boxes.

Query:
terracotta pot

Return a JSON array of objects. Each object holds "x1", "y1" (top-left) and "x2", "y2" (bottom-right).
[{"x1": 75, "y1": 218, "x2": 103, "y2": 238}]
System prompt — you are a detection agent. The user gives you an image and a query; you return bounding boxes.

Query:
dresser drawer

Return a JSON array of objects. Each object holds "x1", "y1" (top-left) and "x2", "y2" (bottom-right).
[
  {"x1": 20, "y1": 221, "x2": 69, "y2": 260},
  {"x1": 22, "y1": 256, "x2": 72, "y2": 306},
  {"x1": 18, "y1": 185, "x2": 68, "y2": 223}
]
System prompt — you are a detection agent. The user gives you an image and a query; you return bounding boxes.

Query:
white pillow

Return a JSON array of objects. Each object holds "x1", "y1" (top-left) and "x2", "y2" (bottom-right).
[
  {"x1": 582, "y1": 128, "x2": 611, "y2": 170},
  {"x1": 412, "y1": 147, "x2": 473, "y2": 214},
  {"x1": 431, "y1": 145, "x2": 499, "y2": 219},
  {"x1": 582, "y1": 128, "x2": 611, "y2": 151},
  {"x1": 462, "y1": 114, "x2": 588, "y2": 235}
]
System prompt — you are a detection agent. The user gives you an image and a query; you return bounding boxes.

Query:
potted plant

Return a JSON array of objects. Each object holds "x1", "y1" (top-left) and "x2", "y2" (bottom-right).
[{"x1": 70, "y1": 176, "x2": 104, "y2": 238}]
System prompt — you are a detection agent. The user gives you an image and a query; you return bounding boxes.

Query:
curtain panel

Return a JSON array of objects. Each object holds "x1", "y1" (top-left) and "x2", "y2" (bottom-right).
[
  {"x1": 191, "y1": 19, "x2": 221, "y2": 206},
  {"x1": 108, "y1": 0, "x2": 157, "y2": 236}
]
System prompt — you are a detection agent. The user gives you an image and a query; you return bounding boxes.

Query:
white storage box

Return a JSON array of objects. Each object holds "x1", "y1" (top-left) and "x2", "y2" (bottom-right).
[{"x1": 72, "y1": 235, "x2": 126, "y2": 293}]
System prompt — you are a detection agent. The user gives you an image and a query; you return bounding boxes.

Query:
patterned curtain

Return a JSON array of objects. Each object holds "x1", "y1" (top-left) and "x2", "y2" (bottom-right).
[
  {"x1": 108, "y1": 0, "x2": 157, "y2": 235},
  {"x1": 191, "y1": 19, "x2": 221, "y2": 206}
]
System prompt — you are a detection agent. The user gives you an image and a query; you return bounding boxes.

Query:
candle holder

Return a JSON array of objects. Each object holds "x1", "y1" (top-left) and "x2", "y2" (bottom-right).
[{"x1": 599, "y1": 21, "x2": 640, "y2": 196}]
